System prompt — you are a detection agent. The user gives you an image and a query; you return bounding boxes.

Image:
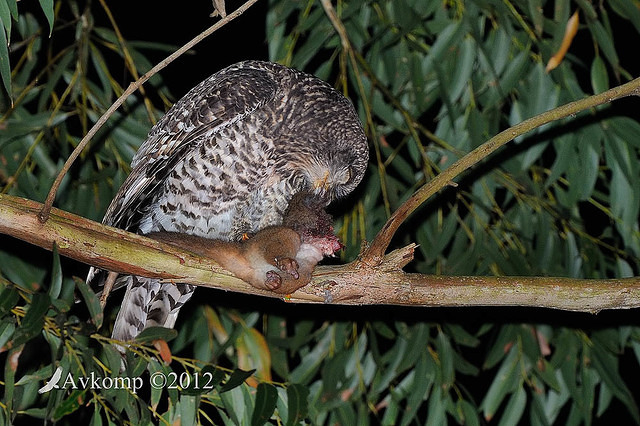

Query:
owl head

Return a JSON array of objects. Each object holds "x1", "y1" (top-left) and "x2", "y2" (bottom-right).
[
  {"x1": 304, "y1": 128, "x2": 368, "y2": 203},
  {"x1": 276, "y1": 71, "x2": 369, "y2": 204}
]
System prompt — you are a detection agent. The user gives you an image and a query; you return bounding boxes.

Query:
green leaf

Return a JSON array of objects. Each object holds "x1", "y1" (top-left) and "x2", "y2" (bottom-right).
[
  {"x1": 425, "y1": 386, "x2": 446, "y2": 426},
  {"x1": 430, "y1": 21, "x2": 465, "y2": 64},
  {"x1": 484, "y1": 325, "x2": 517, "y2": 369},
  {"x1": 53, "y1": 389, "x2": 88, "y2": 421},
  {"x1": 208, "y1": 367, "x2": 226, "y2": 388},
  {"x1": 610, "y1": 116, "x2": 640, "y2": 150},
  {"x1": 372, "y1": 336, "x2": 408, "y2": 394},
  {"x1": 400, "y1": 353, "x2": 433, "y2": 425},
  {"x1": 0, "y1": 1, "x2": 11, "y2": 34},
  {"x1": 221, "y1": 384, "x2": 256, "y2": 424},
  {"x1": 0, "y1": 17, "x2": 11, "y2": 99},
  {"x1": 486, "y1": 49, "x2": 529, "y2": 109},
  {"x1": 251, "y1": 383, "x2": 278, "y2": 426},
  {"x1": 588, "y1": 20, "x2": 620, "y2": 70},
  {"x1": 74, "y1": 277, "x2": 103, "y2": 329},
  {"x1": 180, "y1": 365, "x2": 223, "y2": 396},
  {"x1": 604, "y1": 133, "x2": 640, "y2": 254},
  {"x1": 480, "y1": 347, "x2": 520, "y2": 421},
  {"x1": 134, "y1": 326, "x2": 178, "y2": 344},
  {"x1": 11, "y1": 293, "x2": 50, "y2": 347},
  {"x1": 333, "y1": 404, "x2": 357, "y2": 425},
  {"x1": 498, "y1": 385, "x2": 527, "y2": 426},
  {"x1": 0, "y1": 285, "x2": 20, "y2": 316},
  {"x1": 90, "y1": 407, "x2": 103, "y2": 426},
  {"x1": 38, "y1": 0, "x2": 54, "y2": 36},
  {"x1": 220, "y1": 368, "x2": 255, "y2": 393},
  {"x1": 576, "y1": 125, "x2": 601, "y2": 200},
  {"x1": 178, "y1": 395, "x2": 197, "y2": 426},
  {"x1": 590, "y1": 343, "x2": 640, "y2": 422},
  {"x1": 458, "y1": 398, "x2": 481, "y2": 426},
  {"x1": 398, "y1": 323, "x2": 431, "y2": 372},
  {"x1": 435, "y1": 330, "x2": 455, "y2": 387},
  {"x1": 609, "y1": 0, "x2": 640, "y2": 33},
  {"x1": 49, "y1": 243, "x2": 62, "y2": 299},
  {"x1": 590, "y1": 56, "x2": 609, "y2": 94},
  {"x1": 448, "y1": 37, "x2": 475, "y2": 102},
  {"x1": 596, "y1": 381, "x2": 614, "y2": 417},
  {"x1": 289, "y1": 328, "x2": 333, "y2": 383},
  {"x1": 0, "y1": 320, "x2": 16, "y2": 351},
  {"x1": 147, "y1": 359, "x2": 164, "y2": 411},
  {"x1": 527, "y1": 0, "x2": 544, "y2": 34},
  {"x1": 101, "y1": 344, "x2": 123, "y2": 375},
  {"x1": 5, "y1": 0, "x2": 17, "y2": 21},
  {"x1": 286, "y1": 383, "x2": 309, "y2": 426},
  {"x1": 291, "y1": 23, "x2": 332, "y2": 68}
]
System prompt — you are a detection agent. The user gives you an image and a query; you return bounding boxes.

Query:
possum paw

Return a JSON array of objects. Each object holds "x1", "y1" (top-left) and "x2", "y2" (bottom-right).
[
  {"x1": 264, "y1": 270, "x2": 282, "y2": 290},
  {"x1": 275, "y1": 257, "x2": 300, "y2": 279}
]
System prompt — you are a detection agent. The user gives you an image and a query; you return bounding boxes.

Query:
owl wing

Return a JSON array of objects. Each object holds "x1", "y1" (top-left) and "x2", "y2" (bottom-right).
[{"x1": 104, "y1": 63, "x2": 279, "y2": 230}]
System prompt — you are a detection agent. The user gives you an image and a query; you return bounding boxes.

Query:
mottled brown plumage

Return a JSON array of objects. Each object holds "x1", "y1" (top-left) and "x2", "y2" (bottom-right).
[{"x1": 88, "y1": 60, "x2": 368, "y2": 342}]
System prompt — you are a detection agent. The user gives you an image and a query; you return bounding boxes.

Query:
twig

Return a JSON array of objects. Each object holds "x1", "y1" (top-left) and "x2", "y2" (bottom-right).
[
  {"x1": 319, "y1": 0, "x2": 350, "y2": 50},
  {"x1": 100, "y1": 271, "x2": 119, "y2": 308},
  {"x1": 2, "y1": 193, "x2": 640, "y2": 313},
  {"x1": 320, "y1": 0, "x2": 394, "y2": 218},
  {"x1": 38, "y1": 0, "x2": 262, "y2": 223}
]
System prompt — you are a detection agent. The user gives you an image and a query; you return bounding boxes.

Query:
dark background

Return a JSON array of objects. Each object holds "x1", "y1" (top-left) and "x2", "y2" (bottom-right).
[{"x1": 106, "y1": 1, "x2": 270, "y2": 99}]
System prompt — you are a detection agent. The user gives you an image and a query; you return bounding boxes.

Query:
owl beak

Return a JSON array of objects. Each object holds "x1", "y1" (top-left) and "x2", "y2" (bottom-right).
[
  {"x1": 312, "y1": 170, "x2": 330, "y2": 193},
  {"x1": 311, "y1": 170, "x2": 333, "y2": 204}
]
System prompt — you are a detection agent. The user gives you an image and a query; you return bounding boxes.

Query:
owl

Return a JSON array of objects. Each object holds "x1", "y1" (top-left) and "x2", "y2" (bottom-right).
[{"x1": 88, "y1": 60, "x2": 368, "y2": 343}]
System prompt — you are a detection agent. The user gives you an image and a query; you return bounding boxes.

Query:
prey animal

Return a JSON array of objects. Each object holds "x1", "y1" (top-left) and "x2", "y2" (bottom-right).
[{"x1": 149, "y1": 191, "x2": 343, "y2": 295}]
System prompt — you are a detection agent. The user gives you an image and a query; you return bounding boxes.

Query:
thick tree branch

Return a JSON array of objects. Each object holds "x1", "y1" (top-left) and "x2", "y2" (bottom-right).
[
  {"x1": 2, "y1": 194, "x2": 639, "y2": 314},
  {"x1": 2, "y1": 194, "x2": 254, "y2": 293}
]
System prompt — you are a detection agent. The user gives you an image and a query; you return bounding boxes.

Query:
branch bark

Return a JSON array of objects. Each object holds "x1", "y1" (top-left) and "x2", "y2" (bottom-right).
[{"x1": 2, "y1": 194, "x2": 639, "y2": 314}]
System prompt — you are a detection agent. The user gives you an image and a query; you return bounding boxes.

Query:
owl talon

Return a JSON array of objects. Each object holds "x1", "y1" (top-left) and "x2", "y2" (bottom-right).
[
  {"x1": 275, "y1": 257, "x2": 299, "y2": 279},
  {"x1": 264, "y1": 271, "x2": 282, "y2": 290}
]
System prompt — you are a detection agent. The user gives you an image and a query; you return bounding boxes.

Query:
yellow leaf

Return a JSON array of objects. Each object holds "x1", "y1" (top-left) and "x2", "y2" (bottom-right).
[
  {"x1": 152, "y1": 339, "x2": 172, "y2": 364},
  {"x1": 546, "y1": 11, "x2": 579, "y2": 72}
]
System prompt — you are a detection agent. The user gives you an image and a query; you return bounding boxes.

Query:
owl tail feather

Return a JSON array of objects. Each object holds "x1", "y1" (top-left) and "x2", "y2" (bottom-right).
[{"x1": 111, "y1": 276, "x2": 195, "y2": 346}]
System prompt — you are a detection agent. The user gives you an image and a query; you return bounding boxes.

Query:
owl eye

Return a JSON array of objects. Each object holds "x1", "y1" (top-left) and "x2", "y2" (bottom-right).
[{"x1": 345, "y1": 166, "x2": 354, "y2": 183}]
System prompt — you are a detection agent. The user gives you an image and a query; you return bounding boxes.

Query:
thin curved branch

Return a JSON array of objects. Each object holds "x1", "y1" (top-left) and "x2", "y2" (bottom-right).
[
  {"x1": 38, "y1": 0, "x2": 262, "y2": 223},
  {"x1": 319, "y1": 0, "x2": 640, "y2": 266},
  {"x1": 360, "y1": 77, "x2": 640, "y2": 266},
  {"x1": 2, "y1": 194, "x2": 640, "y2": 314}
]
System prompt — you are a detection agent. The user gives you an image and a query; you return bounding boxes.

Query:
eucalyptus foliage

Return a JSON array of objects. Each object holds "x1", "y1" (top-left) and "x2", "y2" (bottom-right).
[{"x1": 1, "y1": 0, "x2": 640, "y2": 424}]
